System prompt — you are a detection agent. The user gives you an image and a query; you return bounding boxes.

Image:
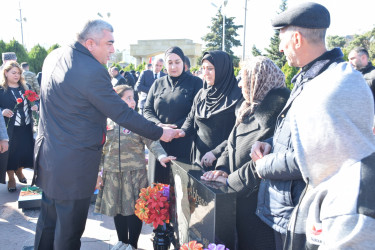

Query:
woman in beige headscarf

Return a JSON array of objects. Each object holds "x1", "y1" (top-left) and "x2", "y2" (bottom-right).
[{"x1": 201, "y1": 56, "x2": 290, "y2": 249}]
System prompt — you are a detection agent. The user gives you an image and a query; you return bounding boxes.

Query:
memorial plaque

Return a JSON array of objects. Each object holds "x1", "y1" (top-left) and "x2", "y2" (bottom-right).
[
  {"x1": 18, "y1": 186, "x2": 43, "y2": 210},
  {"x1": 169, "y1": 160, "x2": 236, "y2": 249},
  {"x1": 18, "y1": 188, "x2": 99, "y2": 211}
]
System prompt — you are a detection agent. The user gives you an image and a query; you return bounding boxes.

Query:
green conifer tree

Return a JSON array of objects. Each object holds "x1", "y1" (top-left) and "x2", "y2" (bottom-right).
[{"x1": 265, "y1": 0, "x2": 287, "y2": 68}]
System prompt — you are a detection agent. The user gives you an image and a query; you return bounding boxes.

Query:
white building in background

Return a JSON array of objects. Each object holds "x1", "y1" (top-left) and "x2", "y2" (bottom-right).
[{"x1": 122, "y1": 48, "x2": 137, "y2": 66}]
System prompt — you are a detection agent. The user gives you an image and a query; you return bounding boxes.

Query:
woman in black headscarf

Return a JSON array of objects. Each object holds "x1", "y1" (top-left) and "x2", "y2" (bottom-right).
[
  {"x1": 144, "y1": 47, "x2": 202, "y2": 184},
  {"x1": 180, "y1": 50, "x2": 242, "y2": 170}
]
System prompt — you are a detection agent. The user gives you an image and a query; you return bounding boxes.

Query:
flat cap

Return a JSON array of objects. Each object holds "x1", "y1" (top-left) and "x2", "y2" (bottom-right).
[
  {"x1": 2, "y1": 52, "x2": 17, "y2": 61},
  {"x1": 271, "y1": 2, "x2": 330, "y2": 29}
]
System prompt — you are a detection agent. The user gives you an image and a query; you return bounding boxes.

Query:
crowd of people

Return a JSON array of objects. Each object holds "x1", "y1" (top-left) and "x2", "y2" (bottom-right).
[{"x1": 0, "y1": 1, "x2": 375, "y2": 250}]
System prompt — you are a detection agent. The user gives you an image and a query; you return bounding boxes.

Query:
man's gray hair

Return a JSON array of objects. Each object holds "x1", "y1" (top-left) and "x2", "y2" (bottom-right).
[
  {"x1": 284, "y1": 26, "x2": 327, "y2": 45},
  {"x1": 77, "y1": 20, "x2": 113, "y2": 44},
  {"x1": 153, "y1": 58, "x2": 164, "y2": 65}
]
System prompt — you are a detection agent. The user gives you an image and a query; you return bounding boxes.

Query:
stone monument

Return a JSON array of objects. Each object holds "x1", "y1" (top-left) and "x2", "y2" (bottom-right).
[{"x1": 169, "y1": 160, "x2": 237, "y2": 249}]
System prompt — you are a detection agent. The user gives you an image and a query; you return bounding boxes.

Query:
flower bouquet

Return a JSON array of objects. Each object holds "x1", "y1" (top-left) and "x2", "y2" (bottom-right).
[
  {"x1": 180, "y1": 241, "x2": 229, "y2": 250},
  {"x1": 180, "y1": 241, "x2": 203, "y2": 250},
  {"x1": 23, "y1": 90, "x2": 39, "y2": 104},
  {"x1": 23, "y1": 90, "x2": 40, "y2": 132},
  {"x1": 135, "y1": 183, "x2": 171, "y2": 249},
  {"x1": 135, "y1": 183, "x2": 170, "y2": 229}
]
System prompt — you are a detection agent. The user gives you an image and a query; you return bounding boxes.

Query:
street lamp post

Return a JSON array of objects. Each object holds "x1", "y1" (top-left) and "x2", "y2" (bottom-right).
[
  {"x1": 243, "y1": 0, "x2": 248, "y2": 60},
  {"x1": 222, "y1": 9, "x2": 226, "y2": 52},
  {"x1": 211, "y1": 0, "x2": 228, "y2": 52},
  {"x1": 16, "y1": 1, "x2": 26, "y2": 46}
]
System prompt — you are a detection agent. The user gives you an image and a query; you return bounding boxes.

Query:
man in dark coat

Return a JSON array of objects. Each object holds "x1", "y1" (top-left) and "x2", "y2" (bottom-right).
[
  {"x1": 135, "y1": 58, "x2": 166, "y2": 115},
  {"x1": 130, "y1": 70, "x2": 138, "y2": 83},
  {"x1": 110, "y1": 66, "x2": 126, "y2": 86},
  {"x1": 348, "y1": 47, "x2": 375, "y2": 106},
  {"x1": 250, "y1": 2, "x2": 343, "y2": 249},
  {"x1": 33, "y1": 20, "x2": 178, "y2": 250}
]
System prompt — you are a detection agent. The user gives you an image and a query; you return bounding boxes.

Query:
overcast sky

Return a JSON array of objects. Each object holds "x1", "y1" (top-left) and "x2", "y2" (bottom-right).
[{"x1": 1, "y1": 0, "x2": 374, "y2": 60}]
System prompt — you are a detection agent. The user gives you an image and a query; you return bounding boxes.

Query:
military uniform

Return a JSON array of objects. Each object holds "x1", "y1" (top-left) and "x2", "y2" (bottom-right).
[
  {"x1": 22, "y1": 70, "x2": 40, "y2": 94},
  {"x1": 95, "y1": 119, "x2": 166, "y2": 217}
]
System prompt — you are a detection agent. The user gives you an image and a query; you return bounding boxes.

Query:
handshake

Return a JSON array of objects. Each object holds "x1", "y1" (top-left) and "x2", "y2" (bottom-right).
[{"x1": 158, "y1": 123, "x2": 186, "y2": 142}]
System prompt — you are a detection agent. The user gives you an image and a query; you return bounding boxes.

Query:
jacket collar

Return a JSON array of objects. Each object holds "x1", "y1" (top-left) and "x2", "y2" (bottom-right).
[
  {"x1": 292, "y1": 48, "x2": 344, "y2": 84},
  {"x1": 360, "y1": 62, "x2": 375, "y2": 75},
  {"x1": 70, "y1": 42, "x2": 98, "y2": 63}
]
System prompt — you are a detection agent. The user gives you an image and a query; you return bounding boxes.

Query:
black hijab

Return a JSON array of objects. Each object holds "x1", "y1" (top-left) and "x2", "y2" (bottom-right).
[
  {"x1": 165, "y1": 46, "x2": 186, "y2": 84},
  {"x1": 196, "y1": 50, "x2": 242, "y2": 118}
]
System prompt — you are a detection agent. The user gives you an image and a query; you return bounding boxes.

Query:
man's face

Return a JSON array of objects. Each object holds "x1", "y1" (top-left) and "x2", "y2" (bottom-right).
[
  {"x1": 348, "y1": 51, "x2": 366, "y2": 70},
  {"x1": 153, "y1": 61, "x2": 163, "y2": 73},
  {"x1": 90, "y1": 30, "x2": 115, "y2": 65},
  {"x1": 279, "y1": 28, "x2": 299, "y2": 67},
  {"x1": 110, "y1": 68, "x2": 118, "y2": 77}
]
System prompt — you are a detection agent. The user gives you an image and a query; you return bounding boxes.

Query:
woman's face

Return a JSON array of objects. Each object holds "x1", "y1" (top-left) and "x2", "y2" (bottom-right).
[
  {"x1": 202, "y1": 60, "x2": 215, "y2": 86},
  {"x1": 5, "y1": 67, "x2": 21, "y2": 85},
  {"x1": 121, "y1": 90, "x2": 136, "y2": 110},
  {"x1": 166, "y1": 53, "x2": 183, "y2": 77}
]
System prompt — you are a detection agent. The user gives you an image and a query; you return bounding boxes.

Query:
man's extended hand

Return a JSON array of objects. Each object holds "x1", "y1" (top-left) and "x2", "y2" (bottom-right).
[
  {"x1": 250, "y1": 141, "x2": 271, "y2": 162},
  {"x1": 160, "y1": 127, "x2": 178, "y2": 142},
  {"x1": 0, "y1": 140, "x2": 9, "y2": 153},
  {"x1": 157, "y1": 123, "x2": 177, "y2": 129}
]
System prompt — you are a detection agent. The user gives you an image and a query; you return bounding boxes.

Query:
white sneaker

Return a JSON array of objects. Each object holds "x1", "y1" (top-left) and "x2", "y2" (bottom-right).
[{"x1": 111, "y1": 241, "x2": 127, "y2": 250}]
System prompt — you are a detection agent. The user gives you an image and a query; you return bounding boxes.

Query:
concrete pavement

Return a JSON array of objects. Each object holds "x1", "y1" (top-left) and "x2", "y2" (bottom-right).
[{"x1": 0, "y1": 168, "x2": 155, "y2": 250}]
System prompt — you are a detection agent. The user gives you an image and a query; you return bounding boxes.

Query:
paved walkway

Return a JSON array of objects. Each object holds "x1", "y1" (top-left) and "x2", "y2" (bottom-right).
[{"x1": 0, "y1": 169, "x2": 155, "y2": 250}]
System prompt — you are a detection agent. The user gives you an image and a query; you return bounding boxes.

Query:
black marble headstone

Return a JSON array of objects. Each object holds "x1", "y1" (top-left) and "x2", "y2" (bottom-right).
[{"x1": 169, "y1": 160, "x2": 236, "y2": 249}]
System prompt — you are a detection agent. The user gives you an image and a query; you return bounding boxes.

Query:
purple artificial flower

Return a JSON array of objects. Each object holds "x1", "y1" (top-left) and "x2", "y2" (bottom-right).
[
  {"x1": 204, "y1": 243, "x2": 228, "y2": 250},
  {"x1": 162, "y1": 185, "x2": 170, "y2": 200}
]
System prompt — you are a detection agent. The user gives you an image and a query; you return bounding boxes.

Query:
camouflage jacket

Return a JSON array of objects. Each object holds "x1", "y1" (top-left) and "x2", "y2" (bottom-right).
[
  {"x1": 101, "y1": 119, "x2": 166, "y2": 172},
  {"x1": 23, "y1": 70, "x2": 40, "y2": 94}
]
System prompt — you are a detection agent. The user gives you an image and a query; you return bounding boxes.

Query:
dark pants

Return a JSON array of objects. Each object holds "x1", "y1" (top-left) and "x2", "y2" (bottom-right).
[
  {"x1": 114, "y1": 214, "x2": 143, "y2": 248},
  {"x1": 275, "y1": 231, "x2": 286, "y2": 250},
  {"x1": 237, "y1": 193, "x2": 275, "y2": 250},
  {"x1": 34, "y1": 193, "x2": 91, "y2": 250}
]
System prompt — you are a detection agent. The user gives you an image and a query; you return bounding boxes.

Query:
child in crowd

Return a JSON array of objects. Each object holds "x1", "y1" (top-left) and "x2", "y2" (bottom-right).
[{"x1": 95, "y1": 85, "x2": 175, "y2": 250}]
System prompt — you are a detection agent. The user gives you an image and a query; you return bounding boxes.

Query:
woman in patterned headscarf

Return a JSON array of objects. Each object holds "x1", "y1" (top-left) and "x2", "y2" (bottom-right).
[{"x1": 201, "y1": 56, "x2": 290, "y2": 250}]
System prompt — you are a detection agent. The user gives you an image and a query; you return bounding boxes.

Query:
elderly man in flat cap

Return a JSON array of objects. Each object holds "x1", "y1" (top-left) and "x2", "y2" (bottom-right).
[{"x1": 249, "y1": 2, "x2": 373, "y2": 249}]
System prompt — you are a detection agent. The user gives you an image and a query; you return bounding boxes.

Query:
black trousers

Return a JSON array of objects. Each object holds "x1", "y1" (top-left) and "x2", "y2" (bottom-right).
[
  {"x1": 114, "y1": 214, "x2": 143, "y2": 248},
  {"x1": 34, "y1": 193, "x2": 91, "y2": 250}
]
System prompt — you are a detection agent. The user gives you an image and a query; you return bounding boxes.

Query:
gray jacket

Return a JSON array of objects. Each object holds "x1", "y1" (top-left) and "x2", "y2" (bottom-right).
[
  {"x1": 286, "y1": 61, "x2": 375, "y2": 249},
  {"x1": 255, "y1": 48, "x2": 344, "y2": 234},
  {"x1": 33, "y1": 42, "x2": 163, "y2": 200}
]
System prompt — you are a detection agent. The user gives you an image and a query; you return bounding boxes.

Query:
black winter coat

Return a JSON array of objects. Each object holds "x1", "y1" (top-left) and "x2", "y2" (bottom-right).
[
  {"x1": 214, "y1": 88, "x2": 290, "y2": 250},
  {"x1": 0, "y1": 85, "x2": 35, "y2": 183},
  {"x1": 33, "y1": 42, "x2": 163, "y2": 200},
  {"x1": 144, "y1": 73, "x2": 202, "y2": 184},
  {"x1": 181, "y1": 88, "x2": 239, "y2": 170}
]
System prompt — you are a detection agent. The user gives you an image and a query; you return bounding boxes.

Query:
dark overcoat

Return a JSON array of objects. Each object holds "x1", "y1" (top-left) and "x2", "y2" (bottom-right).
[
  {"x1": 33, "y1": 42, "x2": 162, "y2": 200},
  {"x1": 215, "y1": 88, "x2": 290, "y2": 250}
]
